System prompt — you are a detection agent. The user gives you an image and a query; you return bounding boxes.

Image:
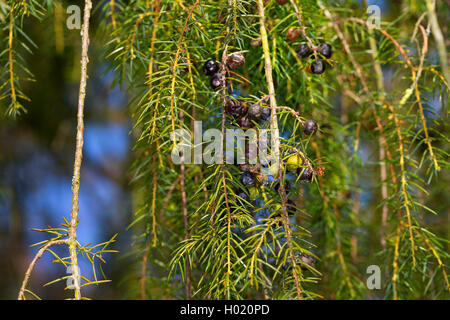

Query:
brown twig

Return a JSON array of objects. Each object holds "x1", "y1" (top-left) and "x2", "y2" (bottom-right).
[
  {"x1": 68, "y1": 0, "x2": 93, "y2": 300},
  {"x1": 345, "y1": 18, "x2": 414, "y2": 70},
  {"x1": 18, "y1": 240, "x2": 68, "y2": 300},
  {"x1": 289, "y1": 0, "x2": 317, "y2": 59},
  {"x1": 318, "y1": 3, "x2": 371, "y2": 97},
  {"x1": 276, "y1": 106, "x2": 305, "y2": 126}
]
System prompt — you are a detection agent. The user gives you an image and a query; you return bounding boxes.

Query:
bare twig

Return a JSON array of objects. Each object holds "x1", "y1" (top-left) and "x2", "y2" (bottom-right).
[
  {"x1": 289, "y1": 0, "x2": 315, "y2": 53},
  {"x1": 68, "y1": 0, "x2": 93, "y2": 300},
  {"x1": 318, "y1": 2, "x2": 371, "y2": 97},
  {"x1": 276, "y1": 106, "x2": 305, "y2": 125},
  {"x1": 18, "y1": 240, "x2": 68, "y2": 300}
]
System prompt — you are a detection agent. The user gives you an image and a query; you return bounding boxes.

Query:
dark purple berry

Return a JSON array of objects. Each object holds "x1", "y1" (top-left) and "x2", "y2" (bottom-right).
[
  {"x1": 237, "y1": 189, "x2": 250, "y2": 202},
  {"x1": 303, "y1": 120, "x2": 318, "y2": 135},
  {"x1": 237, "y1": 116, "x2": 254, "y2": 128},
  {"x1": 226, "y1": 100, "x2": 247, "y2": 118},
  {"x1": 260, "y1": 106, "x2": 271, "y2": 121},
  {"x1": 310, "y1": 60, "x2": 326, "y2": 74},
  {"x1": 248, "y1": 103, "x2": 262, "y2": 121},
  {"x1": 241, "y1": 172, "x2": 256, "y2": 186},
  {"x1": 238, "y1": 163, "x2": 252, "y2": 172},
  {"x1": 318, "y1": 43, "x2": 332, "y2": 59},
  {"x1": 210, "y1": 73, "x2": 225, "y2": 90},
  {"x1": 203, "y1": 59, "x2": 219, "y2": 76},
  {"x1": 296, "y1": 44, "x2": 312, "y2": 59}
]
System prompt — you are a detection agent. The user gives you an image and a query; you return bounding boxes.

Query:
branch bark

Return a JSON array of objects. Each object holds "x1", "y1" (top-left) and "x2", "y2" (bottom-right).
[{"x1": 68, "y1": 0, "x2": 92, "y2": 300}]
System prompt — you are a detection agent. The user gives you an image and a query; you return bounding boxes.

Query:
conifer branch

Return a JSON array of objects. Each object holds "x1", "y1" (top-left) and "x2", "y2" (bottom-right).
[
  {"x1": 385, "y1": 101, "x2": 416, "y2": 268},
  {"x1": 392, "y1": 224, "x2": 402, "y2": 299},
  {"x1": 289, "y1": 0, "x2": 315, "y2": 50},
  {"x1": 346, "y1": 17, "x2": 441, "y2": 172},
  {"x1": 414, "y1": 25, "x2": 440, "y2": 171},
  {"x1": 345, "y1": 18, "x2": 414, "y2": 69},
  {"x1": 87, "y1": 0, "x2": 449, "y2": 300},
  {"x1": 168, "y1": 0, "x2": 199, "y2": 134}
]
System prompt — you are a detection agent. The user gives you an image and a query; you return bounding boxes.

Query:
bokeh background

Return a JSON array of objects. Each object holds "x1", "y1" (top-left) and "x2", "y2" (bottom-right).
[
  {"x1": 0, "y1": 0, "x2": 134, "y2": 299},
  {"x1": 0, "y1": 0, "x2": 448, "y2": 299}
]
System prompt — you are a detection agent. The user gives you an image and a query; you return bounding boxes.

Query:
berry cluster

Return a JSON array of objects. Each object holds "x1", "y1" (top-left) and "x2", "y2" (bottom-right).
[
  {"x1": 204, "y1": 55, "x2": 271, "y2": 130},
  {"x1": 296, "y1": 43, "x2": 333, "y2": 75},
  {"x1": 204, "y1": 52, "x2": 246, "y2": 90},
  {"x1": 225, "y1": 99, "x2": 272, "y2": 129},
  {"x1": 202, "y1": 50, "x2": 318, "y2": 220}
]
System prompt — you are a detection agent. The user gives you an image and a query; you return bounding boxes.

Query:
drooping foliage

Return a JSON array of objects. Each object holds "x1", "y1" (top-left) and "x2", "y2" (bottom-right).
[{"x1": 1, "y1": 0, "x2": 449, "y2": 299}]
